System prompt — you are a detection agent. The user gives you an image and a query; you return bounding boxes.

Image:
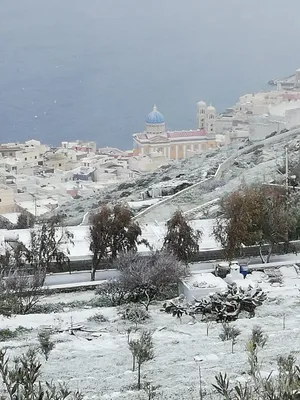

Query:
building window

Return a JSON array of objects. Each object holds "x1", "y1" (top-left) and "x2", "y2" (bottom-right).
[
  {"x1": 0, "y1": 199, "x2": 2, "y2": 202},
  {"x1": 58, "y1": 163, "x2": 62, "y2": 167},
  {"x1": 25, "y1": 157, "x2": 27, "y2": 161},
  {"x1": 9, "y1": 153, "x2": 13, "y2": 156},
  {"x1": 35, "y1": 156, "x2": 37, "y2": 159}
]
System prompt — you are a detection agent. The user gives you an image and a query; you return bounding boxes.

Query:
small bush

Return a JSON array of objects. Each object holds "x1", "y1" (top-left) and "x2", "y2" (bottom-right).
[
  {"x1": 38, "y1": 329, "x2": 55, "y2": 361},
  {"x1": 219, "y1": 323, "x2": 241, "y2": 341},
  {"x1": 95, "y1": 280, "x2": 132, "y2": 307},
  {"x1": 30, "y1": 300, "x2": 92, "y2": 314},
  {"x1": 0, "y1": 326, "x2": 32, "y2": 342},
  {"x1": 87, "y1": 312, "x2": 108, "y2": 323},
  {"x1": 219, "y1": 323, "x2": 241, "y2": 353},
  {"x1": 119, "y1": 304, "x2": 150, "y2": 326}
]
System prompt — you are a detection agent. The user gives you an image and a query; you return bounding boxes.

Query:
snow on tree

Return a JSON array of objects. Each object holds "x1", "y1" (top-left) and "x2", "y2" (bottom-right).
[{"x1": 163, "y1": 284, "x2": 266, "y2": 322}]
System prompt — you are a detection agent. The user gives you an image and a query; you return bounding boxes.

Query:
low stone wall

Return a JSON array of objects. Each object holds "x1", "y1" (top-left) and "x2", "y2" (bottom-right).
[
  {"x1": 191, "y1": 240, "x2": 300, "y2": 262},
  {"x1": 46, "y1": 239, "x2": 300, "y2": 273}
]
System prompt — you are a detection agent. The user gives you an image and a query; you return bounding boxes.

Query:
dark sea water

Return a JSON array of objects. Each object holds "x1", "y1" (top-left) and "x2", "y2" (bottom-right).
[{"x1": 1, "y1": 0, "x2": 300, "y2": 149}]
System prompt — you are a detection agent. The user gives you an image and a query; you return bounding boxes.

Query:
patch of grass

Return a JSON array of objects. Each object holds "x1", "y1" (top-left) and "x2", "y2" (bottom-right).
[
  {"x1": 30, "y1": 300, "x2": 91, "y2": 314},
  {"x1": 30, "y1": 297, "x2": 114, "y2": 315}
]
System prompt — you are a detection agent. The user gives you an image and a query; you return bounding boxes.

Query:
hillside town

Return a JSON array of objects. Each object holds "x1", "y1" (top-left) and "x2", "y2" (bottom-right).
[
  {"x1": 3, "y1": 68, "x2": 300, "y2": 399},
  {"x1": 2, "y1": 68, "x2": 300, "y2": 225}
]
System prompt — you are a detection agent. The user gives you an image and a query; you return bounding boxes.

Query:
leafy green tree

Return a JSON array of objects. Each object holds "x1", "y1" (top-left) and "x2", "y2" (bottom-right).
[
  {"x1": 163, "y1": 210, "x2": 202, "y2": 263},
  {"x1": 89, "y1": 204, "x2": 147, "y2": 281},
  {"x1": 15, "y1": 211, "x2": 35, "y2": 229}
]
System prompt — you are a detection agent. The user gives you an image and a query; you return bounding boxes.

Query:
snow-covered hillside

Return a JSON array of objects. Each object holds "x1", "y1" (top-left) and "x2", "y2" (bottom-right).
[{"x1": 58, "y1": 128, "x2": 300, "y2": 225}]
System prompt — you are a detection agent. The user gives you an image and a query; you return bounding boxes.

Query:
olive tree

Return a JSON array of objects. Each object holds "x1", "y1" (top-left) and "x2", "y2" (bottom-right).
[{"x1": 129, "y1": 330, "x2": 154, "y2": 390}]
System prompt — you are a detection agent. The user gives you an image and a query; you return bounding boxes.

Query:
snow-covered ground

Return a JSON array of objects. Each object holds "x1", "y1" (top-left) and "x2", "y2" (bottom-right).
[
  {"x1": 2, "y1": 267, "x2": 300, "y2": 399},
  {"x1": 0, "y1": 218, "x2": 219, "y2": 259}
]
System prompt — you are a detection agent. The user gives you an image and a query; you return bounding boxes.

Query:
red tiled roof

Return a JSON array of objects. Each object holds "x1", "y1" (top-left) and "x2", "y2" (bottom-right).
[
  {"x1": 134, "y1": 129, "x2": 207, "y2": 143},
  {"x1": 282, "y1": 93, "x2": 300, "y2": 100},
  {"x1": 167, "y1": 129, "x2": 206, "y2": 138}
]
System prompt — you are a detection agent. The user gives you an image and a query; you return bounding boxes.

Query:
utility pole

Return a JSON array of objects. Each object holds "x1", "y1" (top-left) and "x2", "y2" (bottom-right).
[
  {"x1": 285, "y1": 146, "x2": 289, "y2": 192},
  {"x1": 194, "y1": 357, "x2": 203, "y2": 400},
  {"x1": 285, "y1": 146, "x2": 289, "y2": 252}
]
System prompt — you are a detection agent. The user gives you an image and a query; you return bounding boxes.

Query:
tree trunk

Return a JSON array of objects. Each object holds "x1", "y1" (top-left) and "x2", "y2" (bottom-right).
[
  {"x1": 137, "y1": 363, "x2": 141, "y2": 390},
  {"x1": 91, "y1": 264, "x2": 96, "y2": 281},
  {"x1": 266, "y1": 244, "x2": 273, "y2": 263},
  {"x1": 258, "y1": 246, "x2": 266, "y2": 264},
  {"x1": 132, "y1": 355, "x2": 135, "y2": 372},
  {"x1": 144, "y1": 291, "x2": 151, "y2": 311}
]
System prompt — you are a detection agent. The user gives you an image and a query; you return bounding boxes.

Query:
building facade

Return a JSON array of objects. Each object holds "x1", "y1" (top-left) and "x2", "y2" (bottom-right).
[
  {"x1": 133, "y1": 103, "x2": 217, "y2": 161},
  {"x1": 0, "y1": 184, "x2": 15, "y2": 213}
]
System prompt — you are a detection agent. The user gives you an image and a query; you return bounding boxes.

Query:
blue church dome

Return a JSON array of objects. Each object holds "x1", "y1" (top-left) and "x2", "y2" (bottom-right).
[{"x1": 145, "y1": 105, "x2": 165, "y2": 124}]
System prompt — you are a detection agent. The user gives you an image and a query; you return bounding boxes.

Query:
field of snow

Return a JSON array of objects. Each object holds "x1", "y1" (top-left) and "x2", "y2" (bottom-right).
[{"x1": 2, "y1": 268, "x2": 300, "y2": 399}]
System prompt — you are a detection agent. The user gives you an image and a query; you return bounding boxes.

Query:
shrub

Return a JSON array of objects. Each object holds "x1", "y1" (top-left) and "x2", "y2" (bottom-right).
[
  {"x1": 0, "y1": 348, "x2": 83, "y2": 399},
  {"x1": 219, "y1": 323, "x2": 240, "y2": 341},
  {"x1": 38, "y1": 329, "x2": 55, "y2": 361},
  {"x1": 0, "y1": 326, "x2": 32, "y2": 342},
  {"x1": 219, "y1": 322, "x2": 241, "y2": 353},
  {"x1": 119, "y1": 304, "x2": 150, "y2": 327},
  {"x1": 87, "y1": 312, "x2": 108, "y2": 323},
  {"x1": 95, "y1": 280, "x2": 132, "y2": 307}
]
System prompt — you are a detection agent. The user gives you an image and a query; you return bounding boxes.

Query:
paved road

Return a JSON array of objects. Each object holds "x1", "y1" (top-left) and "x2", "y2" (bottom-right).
[
  {"x1": 44, "y1": 269, "x2": 119, "y2": 286},
  {"x1": 44, "y1": 253, "x2": 300, "y2": 287}
]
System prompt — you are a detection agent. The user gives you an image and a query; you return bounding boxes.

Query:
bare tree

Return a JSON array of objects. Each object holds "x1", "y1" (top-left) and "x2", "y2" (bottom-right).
[
  {"x1": 115, "y1": 251, "x2": 189, "y2": 311},
  {"x1": 0, "y1": 348, "x2": 83, "y2": 399},
  {"x1": 0, "y1": 218, "x2": 72, "y2": 316},
  {"x1": 163, "y1": 210, "x2": 202, "y2": 263},
  {"x1": 0, "y1": 267, "x2": 45, "y2": 316},
  {"x1": 129, "y1": 330, "x2": 154, "y2": 390},
  {"x1": 24, "y1": 215, "x2": 74, "y2": 275},
  {"x1": 89, "y1": 204, "x2": 148, "y2": 281}
]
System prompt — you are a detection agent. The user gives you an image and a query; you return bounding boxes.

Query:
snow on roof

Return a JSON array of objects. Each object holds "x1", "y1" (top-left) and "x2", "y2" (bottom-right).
[
  {"x1": 15, "y1": 201, "x2": 52, "y2": 217},
  {"x1": 269, "y1": 100, "x2": 300, "y2": 117},
  {"x1": 183, "y1": 272, "x2": 227, "y2": 291},
  {"x1": 1, "y1": 213, "x2": 20, "y2": 224}
]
